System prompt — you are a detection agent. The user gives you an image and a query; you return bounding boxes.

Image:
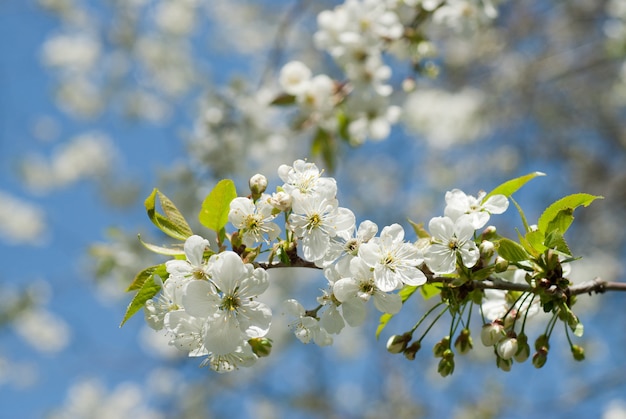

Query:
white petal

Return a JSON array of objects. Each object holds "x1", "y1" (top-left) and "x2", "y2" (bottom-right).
[
  {"x1": 373, "y1": 291, "x2": 402, "y2": 314},
  {"x1": 185, "y1": 235, "x2": 210, "y2": 267},
  {"x1": 238, "y1": 301, "x2": 272, "y2": 338},
  {"x1": 341, "y1": 298, "x2": 366, "y2": 327},
  {"x1": 183, "y1": 280, "x2": 218, "y2": 318},
  {"x1": 320, "y1": 305, "x2": 345, "y2": 334},
  {"x1": 374, "y1": 265, "x2": 402, "y2": 292},
  {"x1": 428, "y1": 216, "x2": 455, "y2": 243},
  {"x1": 333, "y1": 278, "x2": 359, "y2": 302},
  {"x1": 210, "y1": 251, "x2": 247, "y2": 293},
  {"x1": 203, "y1": 312, "x2": 245, "y2": 355},
  {"x1": 482, "y1": 194, "x2": 509, "y2": 214}
]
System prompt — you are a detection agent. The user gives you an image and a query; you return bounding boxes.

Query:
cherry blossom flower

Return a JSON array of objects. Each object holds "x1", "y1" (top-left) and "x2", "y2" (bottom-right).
[
  {"x1": 165, "y1": 234, "x2": 212, "y2": 280},
  {"x1": 289, "y1": 195, "x2": 355, "y2": 264},
  {"x1": 278, "y1": 159, "x2": 337, "y2": 200},
  {"x1": 228, "y1": 195, "x2": 280, "y2": 248},
  {"x1": 444, "y1": 188, "x2": 509, "y2": 229},
  {"x1": 333, "y1": 257, "x2": 402, "y2": 324},
  {"x1": 183, "y1": 251, "x2": 271, "y2": 355},
  {"x1": 424, "y1": 216, "x2": 479, "y2": 274},
  {"x1": 358, "y1": 223, "x2": 426, "y2": 292},
  {"x1": 283, "y1": 299, "x2": 333, "y2": 346}
]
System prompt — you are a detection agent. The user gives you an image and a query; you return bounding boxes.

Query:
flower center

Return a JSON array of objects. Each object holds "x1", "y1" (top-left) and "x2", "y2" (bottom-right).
[
  {"x1": 221, "y1": 294, "x2": 240, "y2": 312},
  {"x1": 308, "y1": 213, "x2": 322, "y2": 229}
]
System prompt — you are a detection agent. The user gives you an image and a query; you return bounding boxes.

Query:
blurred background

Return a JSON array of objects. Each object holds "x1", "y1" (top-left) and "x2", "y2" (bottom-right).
[{"x1": 1, "y1": 0, "x2": 626, "y2": 418}]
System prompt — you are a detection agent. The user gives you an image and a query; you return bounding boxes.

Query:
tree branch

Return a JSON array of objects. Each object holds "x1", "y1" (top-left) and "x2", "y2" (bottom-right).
[{"x1": 257, "y1": 256, "x2": 626, "y2": 296}]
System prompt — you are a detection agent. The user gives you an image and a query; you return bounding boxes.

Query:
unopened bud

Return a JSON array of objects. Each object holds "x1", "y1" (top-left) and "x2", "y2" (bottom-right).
[
  {"x1": 494, "y1": 256, "x2": 509, "y2": 273},
  {"x1": 479, "y1": 240, "x2": 495, "y2": 260},
  {"x1": 433, "y1": 336, "x2": 451, "y2": 358},
  {"x1": 437, "y1": 355, "x2": 455, "y2": 377},
  {"x1": 496, "y1": 337, "x2": 518, "y2": 360},
  {"x1": 248, "y1": 337, "x2": 273, "y2": 358},
  {"x1": 387, "y1": 333, "x2": 411, "y2": 354},
  {"x1": 496, "y1": 355, "x2": 512, "y2": 372},
  {"x1": 249, "y1": 174, "x2": 268, "y2": 197},
  {"x1": 481, "y1": 321, "x2": 505, "y2": 347},
  {"x1": 532, "y1": 347, "x2": 549, "y2": 369},
  {"x1": 571, "y1": 345, "x2": 585, "y2": 361},
  {"x1": 268, "y1": 191, "x2": 292, "y2": 212},
  {"x1": 404, "y1": 341, "x2": 421, "y2": 360},
  {"x1": 514, "y1": 333, "x2": 530, "y2": 363},
  {"x1": 454, "y1": 329, "x2": 473, "y2": 355},
  {"x1": 534, "y1": 334, "x2": 550, "y2": 352},
  {"x1": 481, "y1": 225, "x2": 497, "y2": 240}
]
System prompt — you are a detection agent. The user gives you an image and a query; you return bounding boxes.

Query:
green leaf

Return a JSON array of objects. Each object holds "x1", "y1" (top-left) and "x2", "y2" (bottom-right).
[
  {"x1": 420, "y1": 283, "x2": 441, "y2": 299},
  {"x1": 138, "y1": 235, "x2": 186, "y2": 256},
  {"x1": 144, "y1": 189, "x2": 193, "y2": 241},
  {"x1": 524, "y1": 229, "x2": 547, "y2": 255},
  {"x1": 120, "y1": 274, "x2": 162, "y2": 327},
  {"x1": 408, "y1": 219, "x2": 431, "y2": 239},
  {"x1": 126, "y1": 264, "x2": 167, "y2": 291},
  {"x1": 510, "y1": 196, "x2": 531, "y2": 233},
  {"x1": 198, "y1": 179, "x2": 237, "y2": 232},
  {"x1": 270, "y1": 93, "x2": 296, "y2": 106},
  {"x1": 311, "y1": 128, "x2": 336, "y2": 173},
  {"x1": 538, "y1": 193, "x2": 603, "y2": 236},
  {"x1": 376, "y1": 285, "x2": 420, "y2": 339},
  {"x1": 484, "y1": 171, "x2": 546, "y2": 199},
  {"x1": 497, "y1": 238, "x2": 530, "y2": 263},
  {"x1": 544, "y1": 230, "x2": 572, "y2": 256}
]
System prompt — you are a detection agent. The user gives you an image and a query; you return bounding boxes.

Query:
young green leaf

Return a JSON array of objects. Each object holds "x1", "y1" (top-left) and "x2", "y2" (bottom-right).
[
  {"x1": 376, "y1": 285, "x2": 420, "y2": 339},
  {"x1": 537, "y1": 193, "x2": 603, "y2": 236},
  {"x1": 120, "y1": 274, "x2": 162, "y2": 327},
  {"x1": 126, "y1": 263, "x2": 168, "y2": 291},
  {"x1": 497, "y1": 238, "x2": 530, "y2": 263},
  {"x1": 420, "y1": 283, "x2": 441, "y2": 299},
  {"x1": 144, "y1": 189, "x2": 193, "y2": 241},
  {"x1": 198, "y1": 179, "x2": 237, "y2": 232},
  {"x1": 138, "y1": 235, "x2": 187, "y2": 257},
  {"x1": 311, "y1": 127, "x2": 336, "y2": 173},
  {"x1": 484, "y1": 171, "x2": 546, "y2": 200},
  {"x1": 408, "y1": 219, "x2": 431, "y2": 239}
]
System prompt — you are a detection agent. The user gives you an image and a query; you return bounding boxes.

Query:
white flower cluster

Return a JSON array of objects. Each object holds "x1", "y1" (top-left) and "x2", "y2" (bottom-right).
[
  {"x1": 144, "y1": 160, "x2": 513, "y2": 371},
  {"x1": 278, "y1": 0, "x2": 502, "y2": 145}
]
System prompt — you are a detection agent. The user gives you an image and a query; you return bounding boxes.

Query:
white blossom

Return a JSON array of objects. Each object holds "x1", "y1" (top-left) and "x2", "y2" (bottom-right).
[
  {"x1": 283, "y1": 299, "x2": 333, "y2": 346},
  {"x1": 289, "y1": 195, "x2": 356, "y2": 264},
  {"x1": 444, "y1": 188, "x2": 509, "y2": 229},
  {"x1": 183, "y1": 251, "x2": 271, "y2": 355},
  {"x1": 358, "y1": 223, "x2": 426, "y2": 292},
  {"x1": 425, "y1": 216, "x2": 479, "y2": 274},
  {"x1": 229, "y1": 195, "x2": 281, "y2": 247}
]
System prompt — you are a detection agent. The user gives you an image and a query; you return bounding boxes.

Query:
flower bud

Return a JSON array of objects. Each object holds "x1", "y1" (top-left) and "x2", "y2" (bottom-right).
[
  {"x1": 534, "y1": 334, "x2": 550, "y2": 352},
  {"x1": 454, "y1": 329, "x2": 473, "y2": 355},
  {"x1": 249, "y1": 174, "x2": 268, "y2": 198},
  {"x1": 496, "y1": 337, "x2": 518, "y2": 360},
  {"x1": 438, "y1": 354, "x2": 455, "y2": 377},
  {"x1": 386, "y1": 333, "x2": 411, "y2": 354},
  {"x1": 479, "y1": 240, "x2": 495, "y2": 260},
  {"x1": 494, "y1": 256, "x2": 509, "y2": 273},
  {"x1": 433, "y1": 336, "x2": 451, "y2": 358},
  {"x1": 481, "y1": 225, "x2": 497, "y2": 240},
  {"x1": 480, "y1": 321, "x2": 505, "y2": 347},
  {"x1": 496, "y1": 355, "x2": 512, "y2": 372},
  {"x1": 571, "y1": 345, "x2": 585, "y2": 361},
  {"x1": 532, "y1": 347, "x2": 549, "y2": 369},
  {"x1": 248, "y1": 337, "x2": 273, "y2": 358},
  {"x1": 514, "y1": 333, "x2": 530, "y2": 363},
  {"x1": 404, "y1": 341, "x2": 421, "y2": 360},
  {"x1": 268, "y1": 191, "x2": 292, "y2": 212}
]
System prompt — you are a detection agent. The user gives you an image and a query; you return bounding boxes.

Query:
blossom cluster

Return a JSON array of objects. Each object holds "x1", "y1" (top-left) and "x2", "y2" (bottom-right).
[
  {"x1": 143, "y1": 159, "x2": 516, "y2": 372},
  {"x1": 276, "y1": 0, "x2": 502, "y2": 145}
]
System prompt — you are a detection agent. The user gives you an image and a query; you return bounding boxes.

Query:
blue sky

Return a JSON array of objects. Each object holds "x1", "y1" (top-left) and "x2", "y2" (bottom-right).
[{"x1": 1, "y1": 1, "x2": 625, "y2": 418}]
